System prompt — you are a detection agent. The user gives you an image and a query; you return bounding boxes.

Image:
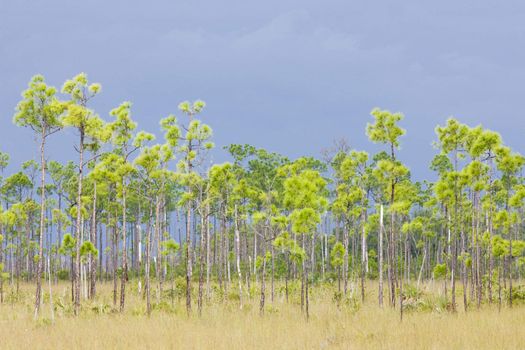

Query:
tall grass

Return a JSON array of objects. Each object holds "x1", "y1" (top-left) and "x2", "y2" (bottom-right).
[{"x1": 0, "y1": 281, "x2": 524, "y2": 349}]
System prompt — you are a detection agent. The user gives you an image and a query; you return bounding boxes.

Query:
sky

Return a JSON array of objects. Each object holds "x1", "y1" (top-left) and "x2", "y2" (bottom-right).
[{"x1": 1, "y1": 0, "x2": 525, "y2": 180}]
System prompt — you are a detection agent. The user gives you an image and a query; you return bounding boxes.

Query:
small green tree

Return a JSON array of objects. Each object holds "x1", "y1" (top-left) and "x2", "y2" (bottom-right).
[
  {"x1": 161, "y1": 239, "x2": 180, "y2": 306},
  {"x1": 330, "y1": 241, "x2": 344, "y2": 292}
]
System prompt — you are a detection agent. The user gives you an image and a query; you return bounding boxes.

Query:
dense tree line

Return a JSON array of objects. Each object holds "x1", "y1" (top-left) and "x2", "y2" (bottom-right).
[{"x1": 1, "y1": 73, "x2": 525, "y2": 320}]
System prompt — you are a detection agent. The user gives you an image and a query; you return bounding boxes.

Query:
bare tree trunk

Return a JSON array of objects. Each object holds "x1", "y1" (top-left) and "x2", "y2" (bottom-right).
[
  {"x1": 361, "y1": 210, "x2": 367, "y2": 302},
  {"x1": 112, "y1": 207, "x2": 118, "y2": 307},
  {"x1": 321, "y1": 231, "x2": 325, "y2": 280},
  {"x1": 154, "y1": 197, "x2": 162, "y2": 303},
  {"x1": 286, "y1": 255, "x2": 290, "y2": 302},
  {"x1": 400, "y1": 233, "x2": 406, "y2": 322},
  {"x1": 305, "y1": 241, "x2": 310, "y2": 322},
  {"x1": 271, "y1": 237, "x2": 275, "y2": 303},
  {"x1": 74, "y1": 130, "x2": 85, "y2": 316},
  {"x1": 34, "y1": 133, "x2": 46, "y2": 319},
  {"x1": 389, "y1": 172, "x2": 397, "y2": 309},
  {"x1": 90, "y1": 182, "x2": 97, "y2": 299},
  {"x1": 243, "y1": 219, "x2": 251, "y2": 295},
  {"x1": 198, "y1": 204, "x2": 206, "y2": 316},
  {"x1": 461, "y1": 227, "x2": 468, "y2": 312},
  {"x1": 301, "y1": 235, "x2": 305, "y2": 312},
  {"x1": 417, "y1": 242, "x2": 426, "y2": 288},
  {"x1": 120, "y1": 184, "x2": 128, "y2": 312},
  {"x1": 450, "y1": 230, "x2": 456, "y2": 311},
  {"x1": 136, "y1": 223, "x2": 142, "y2": 295},
  {"x1": 206, "y1": 203, "x2": 211, "y2": 300},
  {"x1": 389, "y1": 209, "x2": 396, "y2": 308},
  {"x1": 185, "y1": 202, "x2": 192, "y2": 314},
  {"x1": 379, "y1": 204, "x2": 384, "y2": 307},
  {"x1": 145, "y1": 202, "x2": 153, "y2": 316},
  {"x1": 509, "y1": 223, "x2": 513, "y2": 308},
  {"x1": 234, "y1": 205, "x2": 243, "y2": 309},
  {"x1": 222, "y1": 209, "x2": 229, "y2": 296},
  {"x1": 343, "y1": 221, "x2": 349, "y2": 296},
  {"x1": 218, "y1": 212, "x2": 223, "y2": 293},
  {"x1": 47, "y1": 257, "x2": 54, "y2": 323},
  {"x1": 259, "y1": 229, "x2": 266, "y2": 315}
]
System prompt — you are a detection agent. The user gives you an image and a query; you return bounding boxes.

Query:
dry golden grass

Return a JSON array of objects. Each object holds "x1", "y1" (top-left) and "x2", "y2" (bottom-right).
[{"x1": 0, "y1": 281, "x2": 524, "y2": 349}]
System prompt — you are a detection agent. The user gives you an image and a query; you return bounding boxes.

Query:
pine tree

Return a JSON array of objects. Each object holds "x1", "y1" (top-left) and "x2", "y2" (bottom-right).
[{"x1": 13, "y1": 75, "x2": 64, "y2": 318}]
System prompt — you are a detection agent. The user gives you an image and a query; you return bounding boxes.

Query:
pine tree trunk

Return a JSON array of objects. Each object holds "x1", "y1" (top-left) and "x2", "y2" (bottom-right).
[
  {"x1": 509, "y1": 224, "x2": 513, "y2": 308},
  {"x1": 120, "y1": 184, "x2": 128, "y2": 312},
  {"x1": 206, "y1": 203, "x2": 211, "y2": 300},
  {"x1": 234, "y1": 205, "x2": 243, "y2": 309},
  {"x1": 154, "y1": 197, "x2": 162, "y2": 303},
  {"x1": 343, "y1": 221, "x2": 349, "y2": 296},
  {"x1": 198, "y1": 205, "x2": 206, "y2": 315},
  {"x1": 185, "y1": 202, "x2": 192, "y2": 314},
  {"x1": 74, "y1": 130, "x2": 84, "y2": 316},
  {"x1": 305, "y1": 237, "x2": 310, "y2": 322},
  {"x1": 90, "y1": 182, "x2": 97, "y2": 299},
  {"x1": 34, "y1": 133, "x2": 46, "y2": 319},
  {"x1": 389, "y1": 206, "x2": 396, "y2": 307},
  {"x1": 361, "y1": 210, "x2": 367, "y2": 302},
  {"x1": 259, "y1": 228, "x2": 266, "y2": 315},
  {"x1": 145, "y1": 202, "x2": 153, "y2": 316},
  {"x1": 112, "y1": 208, "x2": 118, "y2": 307},
  {"x1": 379, "y1": 204, "x2": 384, "y2": 307}
]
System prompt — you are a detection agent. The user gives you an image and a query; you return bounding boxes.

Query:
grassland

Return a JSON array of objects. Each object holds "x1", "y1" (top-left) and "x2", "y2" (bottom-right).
[{"x1": 0, "y1": 281, "x2": 524, "y2": 349}]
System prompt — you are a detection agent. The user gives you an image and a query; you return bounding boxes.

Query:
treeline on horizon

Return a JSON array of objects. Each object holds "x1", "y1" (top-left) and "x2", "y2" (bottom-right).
[{"x1": 0, "y1": 73, "x2": 524, "y2": 321}]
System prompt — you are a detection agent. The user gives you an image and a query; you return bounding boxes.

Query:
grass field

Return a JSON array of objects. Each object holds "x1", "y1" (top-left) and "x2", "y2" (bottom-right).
[{"x1": 0, "y1": 281, "x2": 524, "y2": 349}]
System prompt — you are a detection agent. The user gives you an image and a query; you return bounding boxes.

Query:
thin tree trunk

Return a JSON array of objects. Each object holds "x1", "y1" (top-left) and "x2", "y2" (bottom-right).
[
  {"x1": 120, "y1": 184, "x2": 128, "y2": 312},
  {"x1": 47, "y1": 257, "x2": 54, "y2": 323},
  {"x1": 145, "y1": 201, "x2": 153, "y2": 316},
  {"x1": 305, "y1": 236, "x2": 310, "y2": 322},
  {"x1": 198, "y1": 203, "x2": 206, "y2": 316},
  {"x1": 206, "y1": 203, "x2": 211, "y2": 300},
  {"x1": 379, "y1": 204, "x2": 384, "y2": 307},
  {"x1": 234, "y1": 204, "x2": 243, "y2": 309},
  {"x1": 34, "y1": 133, "x2": 46, "y2": 319},
  {"x1": 343, "y1": 221, "x2": 349, "y2": 296},
  {"x1": 259, "y1": 226, "x2": 267, "y2": 315},
  {"x1": 509, "y1": 224, "x2": 513, "y2": 308},
  {"x1": 90, "y1": 182, "x2": 97, "y2": 299},
  {"x1": 154, "y1": 196, "x2": 162, "y2": 303},
  {"x1": 185, "y1": 202, "x2": 192, "y2": 314},
  {"x1": 361, "y1": 210, "x2": 367, "y2": 302},
  {"x1": 74, "y1": 130, "x2": 85, "y2": 316}
]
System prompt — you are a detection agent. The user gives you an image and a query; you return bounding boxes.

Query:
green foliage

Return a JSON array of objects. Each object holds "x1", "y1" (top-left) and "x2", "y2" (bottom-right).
[
  {"x1": 366, "y1": 108, "x2": 405, "y2": 149},
  {"x1": 80, "y1": 241, "x2": 98, "y2": 258},
  {"x1": 59, "y1": 234, "x2": 76, "y2": 257},
  {"x1": 330, "y1": 241, "x2": 344, "y2": 269},
  {"x1": 161, "y1": 239, "x2": 180, "y2": 256},
  {"x1": 433, "y1": 263, "x2": 447, "y2": 279},
  {"x1": 13, "y1": 74, "x2": 64, "y2": 136}
]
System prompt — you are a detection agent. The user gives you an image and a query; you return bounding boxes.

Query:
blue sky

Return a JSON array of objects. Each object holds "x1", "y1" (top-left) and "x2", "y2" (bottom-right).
[{"x1": 1, "y1": 0, "x2": 525, "y2": 180}]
